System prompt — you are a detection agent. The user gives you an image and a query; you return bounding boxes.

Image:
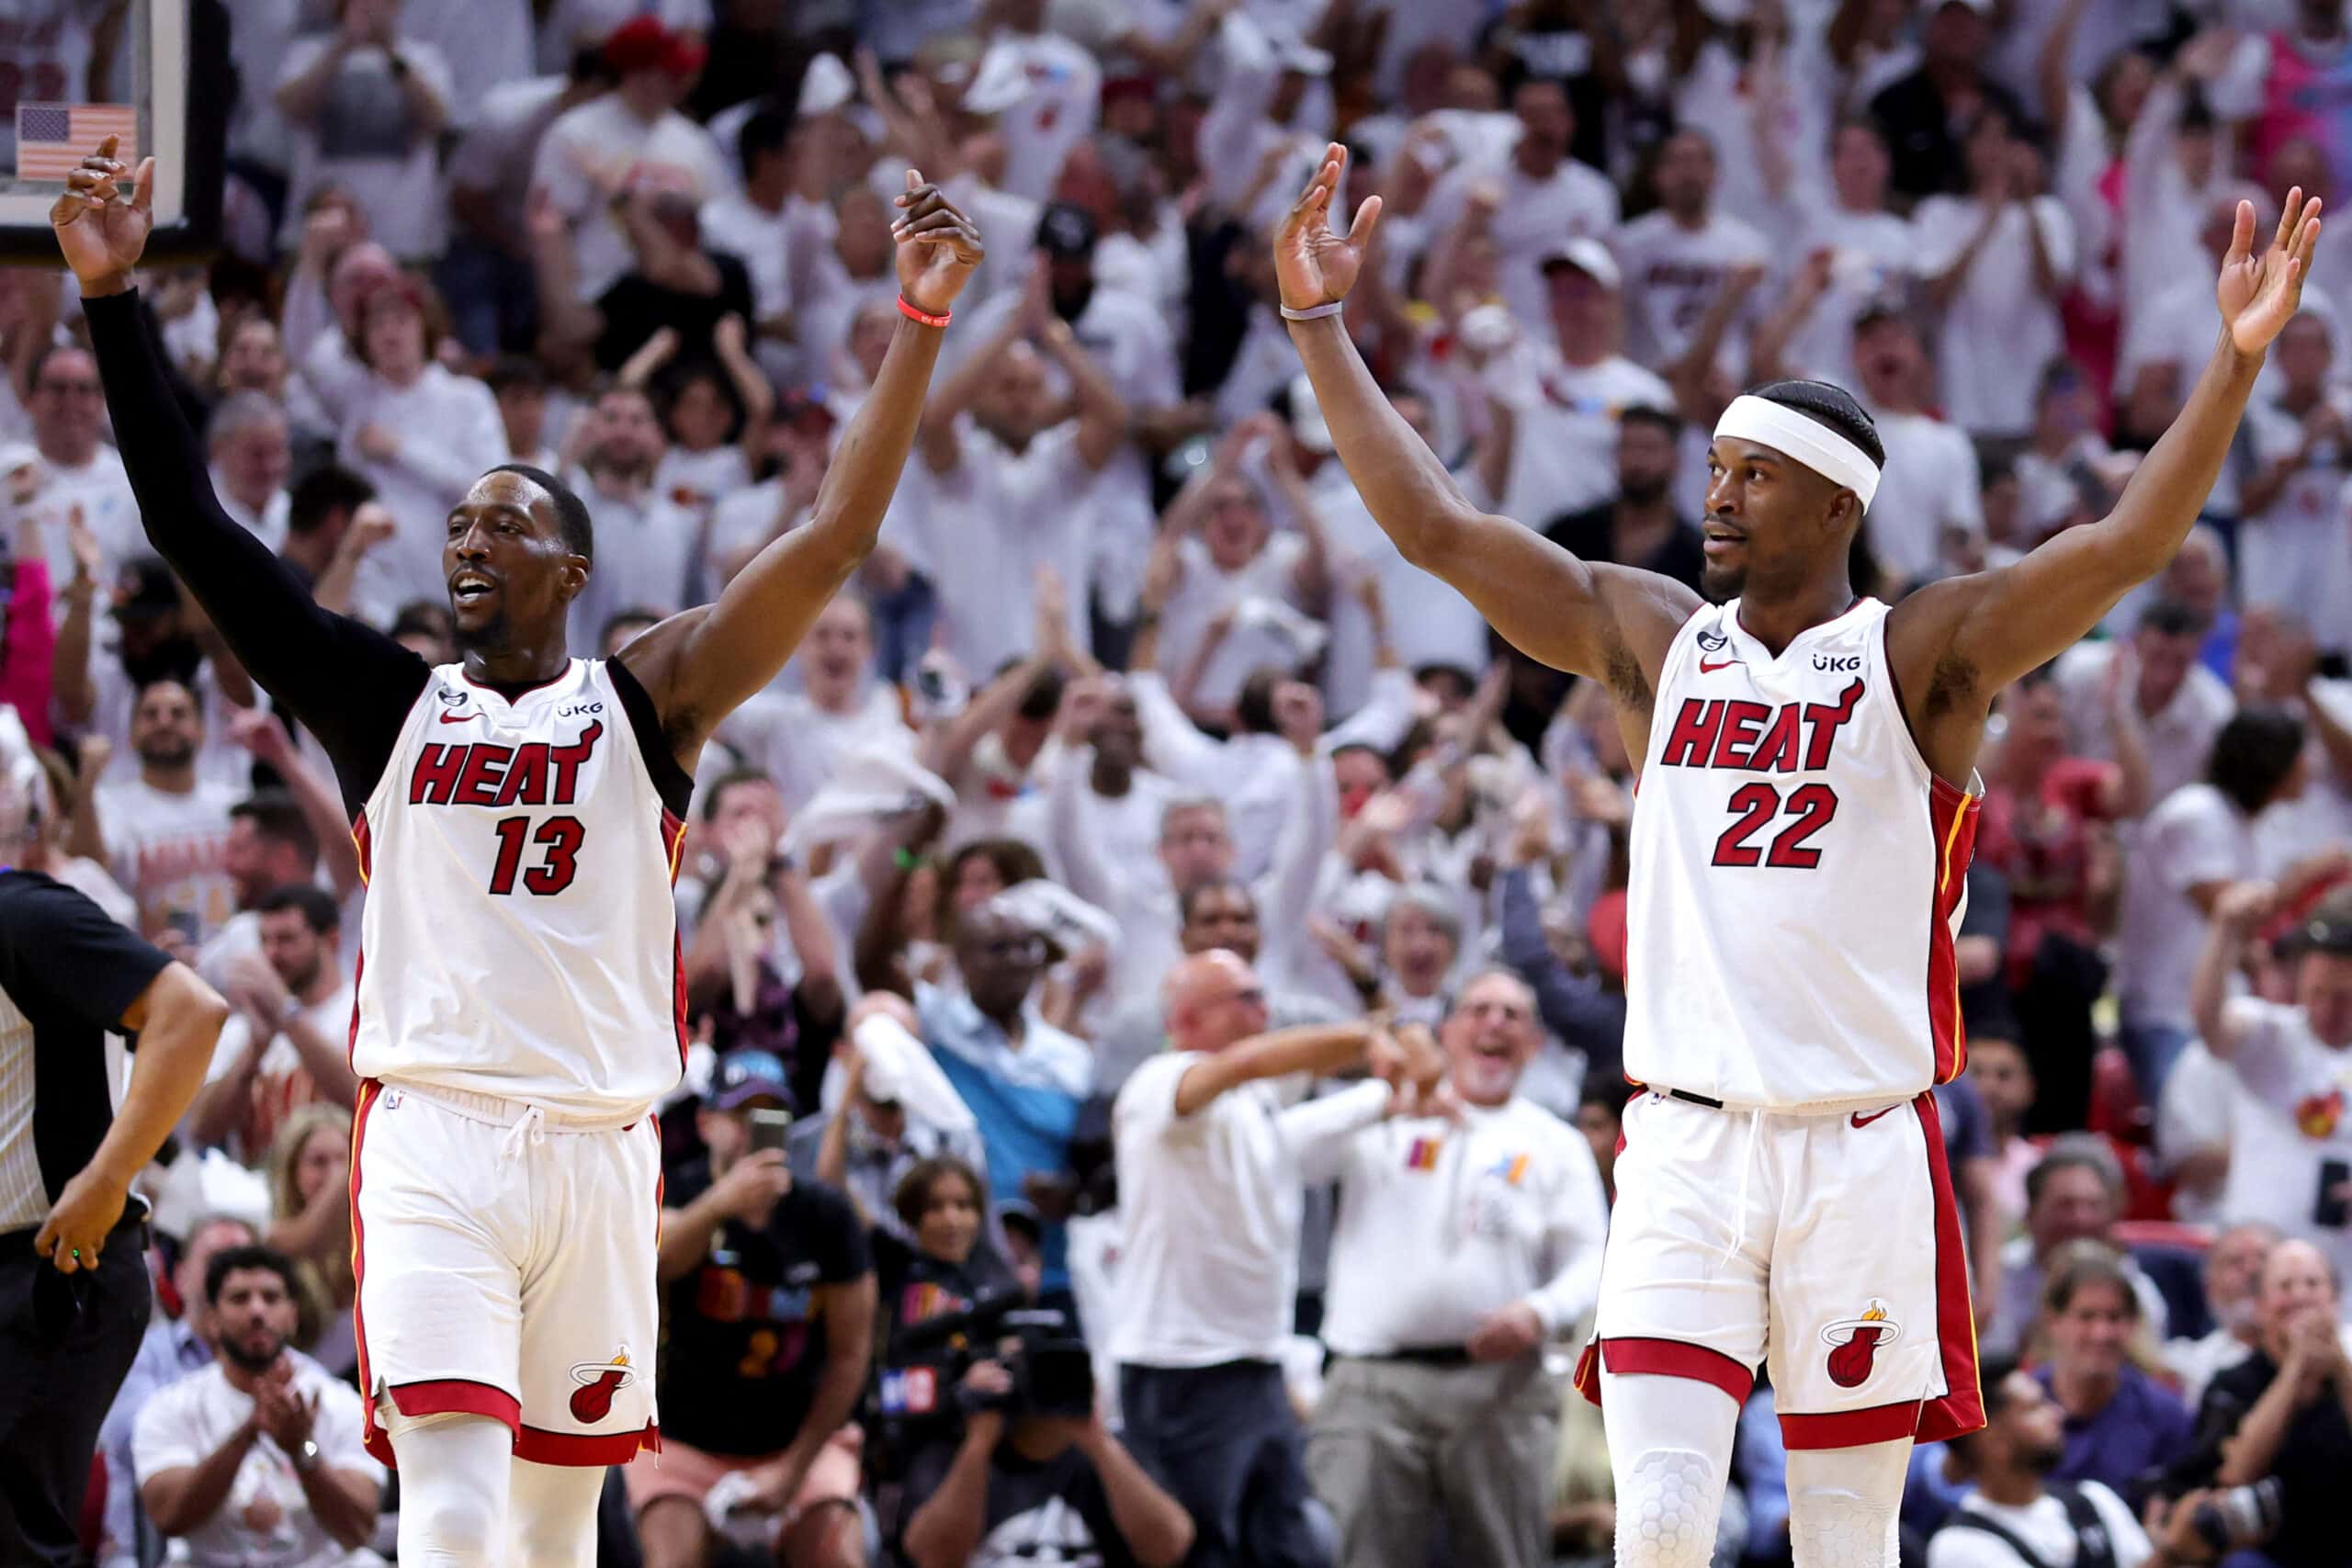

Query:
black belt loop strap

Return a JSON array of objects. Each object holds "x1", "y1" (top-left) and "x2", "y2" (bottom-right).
[{"x1": 1668, "y1": 1089, "x2": 1724, "y2": 1110}]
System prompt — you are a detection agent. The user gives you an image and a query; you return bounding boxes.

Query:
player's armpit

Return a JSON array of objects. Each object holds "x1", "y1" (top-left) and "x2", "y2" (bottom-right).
[{"x1": 1408, "y1": 511, "x2": 1696, "y2": 710}]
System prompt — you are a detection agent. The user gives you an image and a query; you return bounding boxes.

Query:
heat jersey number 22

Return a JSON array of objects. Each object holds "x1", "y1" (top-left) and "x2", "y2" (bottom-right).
[
  {"x1": 488, "y1": 815, "x2": 585, "y2": 895},
  {"x1": 1711, "y1": 783, "x2": 1839, "y2": 869}
]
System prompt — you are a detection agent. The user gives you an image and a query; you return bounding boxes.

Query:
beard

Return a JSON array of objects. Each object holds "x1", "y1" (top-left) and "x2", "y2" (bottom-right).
[
  {"x1": 219, "y1": 1326, "x2": 288, "y2": 1374},
  {"x1": 1700, "y1": 560, "x2": 1745, "y2": 603},
  {"x1": 451, "y1": 605, "x2": 513, "y2": 656},
  {"x1": 136, "y1": 737, "x2": 197, "y2": 770},
  {"x1": 2017, "y1": 1438, "x2": 2064, "y2": 1475},
  {"x1": 1620, "y1": 475, "x2": 1671, "y2": 508}
]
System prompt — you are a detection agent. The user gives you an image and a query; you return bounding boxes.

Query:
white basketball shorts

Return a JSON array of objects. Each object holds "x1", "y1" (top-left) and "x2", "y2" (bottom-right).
[
  {"x1": 1572, "y1": 1089, "x2": 1984, "y2": 1449},
  {"x1": 350, "y1": 1077, "x2": 662, "y2": 1467}
]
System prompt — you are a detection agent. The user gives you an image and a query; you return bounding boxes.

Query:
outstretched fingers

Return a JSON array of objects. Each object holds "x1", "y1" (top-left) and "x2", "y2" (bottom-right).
[
  {"x1": 2226, "y1": 199, "x2": 2256, "y2": 272},
  {"x1": 1344, "y1": 193, "x2": 1385, "y2": 250},
  {"x1": 2275, "y1": 186, "x2": 2304, "y2": 255}
]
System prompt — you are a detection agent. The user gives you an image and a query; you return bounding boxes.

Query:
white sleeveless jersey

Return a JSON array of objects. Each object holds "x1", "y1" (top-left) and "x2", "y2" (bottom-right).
[
  {"x1": 349, "y1": 660, "x2": 686, "y2": 1119},
  {"x1": 1623, "y1": 599, "x2": 1979, "y2": 1111}
]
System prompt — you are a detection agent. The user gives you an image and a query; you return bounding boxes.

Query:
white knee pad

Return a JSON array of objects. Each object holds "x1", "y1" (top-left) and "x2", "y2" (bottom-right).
[
  {"x1": 1616, "y1": 1449, "x2": 1725, "y2": 1568},
  {"x1": 390, "y1": 1414, "x2": 514, "y2": 1567},
  {"x1": 509, "y1": 1459, "x2": 608, "y2": 1568},
  {"x1": 1786, "y1": 1440, "x2": 1908, "y2": 1568}
]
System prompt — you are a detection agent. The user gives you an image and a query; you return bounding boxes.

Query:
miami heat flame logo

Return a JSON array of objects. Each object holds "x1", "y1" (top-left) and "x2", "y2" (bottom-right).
[
  {"x1": 1820, "y1": 1301, "x2": 1902, "y2": 1389},
  {"x1": 567, "y1": 1348, "x2": 638, "y2": 1422},
  {"x1": 2294, "y1": 1089, "x2": 2344, "y2": 1140}
]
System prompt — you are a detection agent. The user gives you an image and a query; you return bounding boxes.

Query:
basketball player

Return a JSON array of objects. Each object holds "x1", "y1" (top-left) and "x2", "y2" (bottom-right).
[
  {"x1": 1275, "y1": 144, "x2": 2321, "y2": 1567},
  {"x1": 51, "y1": 139, "x2": 982, "y2": 1566}
]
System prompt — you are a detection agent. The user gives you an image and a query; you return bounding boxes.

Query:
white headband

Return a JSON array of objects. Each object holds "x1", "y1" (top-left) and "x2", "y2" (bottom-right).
[{"x1": 1713, "y1": 394, "x2": 1881, "y2": 512}]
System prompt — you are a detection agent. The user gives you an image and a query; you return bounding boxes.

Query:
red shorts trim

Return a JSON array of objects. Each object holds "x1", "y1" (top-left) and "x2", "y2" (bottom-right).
[
  {"x1": 1574, "y1": 1336, "x2": 1756, "y2": 1408},
  {"x1": 1780, "y1": 1400, "x2": 1926, "y2": 1450},
  {"x1": 516, "y1": 1422, "x2": 662, "y2": 1467}
]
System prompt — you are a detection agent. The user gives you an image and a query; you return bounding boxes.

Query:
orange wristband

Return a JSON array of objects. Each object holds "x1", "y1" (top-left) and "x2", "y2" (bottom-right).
[{"x1": 897, "y1": 296, "x2": 951, "y2": 328}]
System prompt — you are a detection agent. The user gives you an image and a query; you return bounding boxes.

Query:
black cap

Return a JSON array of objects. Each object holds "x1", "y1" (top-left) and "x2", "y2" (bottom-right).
[
  {"x1": 1035, "y1": 202, "x2": 1098, "y2": 262},
  {"x1": 2292, "y1": 911, "x2": 2352, "y2": 958},
  {"x1": 112, "y1": 556, "x2": 179, "y2": 623}
]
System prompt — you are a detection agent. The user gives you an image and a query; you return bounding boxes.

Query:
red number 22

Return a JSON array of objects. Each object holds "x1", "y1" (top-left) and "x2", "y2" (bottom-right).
[{"x1": 1711, "y1": 783, "x2": 1839, "y2": 869}]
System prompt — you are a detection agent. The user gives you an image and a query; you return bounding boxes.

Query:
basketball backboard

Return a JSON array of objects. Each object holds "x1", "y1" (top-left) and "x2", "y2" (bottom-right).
[{"x1": 0, "y1": 0, "x2": 225, "y2": 262}]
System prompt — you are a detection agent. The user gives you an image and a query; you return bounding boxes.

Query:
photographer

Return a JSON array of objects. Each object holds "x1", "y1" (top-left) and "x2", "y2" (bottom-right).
[
  {"x1": 901, "y1": 1359, "x2": 1193, "y2": 1568},
  {"x1": 1929, "y1": 1358, "x2": 2215, "y2": 1568},
  {"x1": 2189, "y1": 1239, "x2": 2352, "y2": 1568}
]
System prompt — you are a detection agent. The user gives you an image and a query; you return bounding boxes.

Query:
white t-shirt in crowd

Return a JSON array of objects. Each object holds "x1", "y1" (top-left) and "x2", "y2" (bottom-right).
[
  {"x1": 989, "y1": 30, "x2": 1102, "y2": 203},
  {"x1": 24, "y1": 446, "x2": 140, "y2": 603},
  {"x1": 2238, "y1": 389, "x2": 2352, "y2": 637},
  {"x1": 923, "y1": 422, "x2": 1100, "y2": 680},
  {"x1": 1913, "y1": 195, "x2": 2075, "y2": 437},
  {"x1": 719, "y1": 685, "x2": 914, "y2": 816},
  {"x1": 697, "y1": 191, "x2": 801, "y2": 327},
  {"x1": 274, "y1": 37, "x2": 457, "y2": 260},
  {"x1": 531, "y1": 96, "x2": 730, "y2": 302},
  {"x1": 1928, "y1": 1481, "x2": 2152, "y2": 1568},
  {"x1": 561, "y1": 473, "x2": 700, "y2": 653},
  {"x1": 2117, "y1": 784, "x2": 2256, "y2": 1028},
  {"x1": 652, "y1": 443, "x2": 752, "y2": 537},
  {"x1": 201, "y1": 980, "x2": 357, "y2": 1164},
  {"x1": 338, "y1": 367, "x2": 508, "y2": 621},
  {"x1": 1862, "y1": 408, "x2": 1983, "y2": 585},
  {"x1": 131, "y1": 1356, "x2": 382, "y2": 1568},
  {"x1": 2053, "y1": 640, "x2": 2234, "y2": 812},
  {"x1": 1785, "y1": 208, "x2": 1917, "y2": 387},
  {"x1": 2217, "y1": 998, "x2": 2352, "y2": 1281},
  {"x1": 1611, "y1": 209, "x2": 1770, "y2": 374},
  {"x1": 1674, "y1": 41, "x2": 1829, "y2": 251},
  {"x1": 1292, "y1": 462, "x2": 1489, "y2": 716},
  {"x1": 1111, "y1": 1052, "x2": 1304, "y2": 1369},
  {"x1": 1158, "y1": 534, "x2": 1311, "y2": 713},
  {"x1": 534, "y1": 0, "x2": 711, "y2": 69},
  {"x1": 1421, "y1": 146, "x2": 1620, "y2": 336},
  {"x1": 1496, "y1": 350, "x2": 1675, "y2": 525},
  {"x1": 97, "y1": 775, "x2": 242, "y2": 942},
  {"x1": 215, "y1": 476, "x2": 292, "y2": 554}
]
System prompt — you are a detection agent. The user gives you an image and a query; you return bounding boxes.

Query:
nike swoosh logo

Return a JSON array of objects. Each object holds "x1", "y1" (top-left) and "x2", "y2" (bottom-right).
[
  {"x1": 1850, "y1": 1107, "x2": 1895, "y2": 1129},
  {"x1": 1700, "y1": 659, "x2": 1740, "y2": 673},
  {"x1": 437, "y1": 712, "x2": 475, "y2": 725}
]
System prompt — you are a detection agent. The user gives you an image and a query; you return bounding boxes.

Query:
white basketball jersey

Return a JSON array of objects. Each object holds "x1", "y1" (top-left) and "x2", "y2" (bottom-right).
[
  {"x1": 349, "y1": 660, "x2": 685, "y2": 1119},
  {"x1": 1623, "y1": 599, "x2": 1978, "y2": 1111}
]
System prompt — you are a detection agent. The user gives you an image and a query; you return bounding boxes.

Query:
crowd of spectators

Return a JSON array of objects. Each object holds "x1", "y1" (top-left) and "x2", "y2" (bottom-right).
[{"x1": 7, "y1": 0, "x2": 2352, "y2": 1561}]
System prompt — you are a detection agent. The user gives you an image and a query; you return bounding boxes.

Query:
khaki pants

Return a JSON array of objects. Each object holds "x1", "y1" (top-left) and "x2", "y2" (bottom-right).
[{"x1": 1307, "y1": 1355, "x2": 1560, "y2": 1568}]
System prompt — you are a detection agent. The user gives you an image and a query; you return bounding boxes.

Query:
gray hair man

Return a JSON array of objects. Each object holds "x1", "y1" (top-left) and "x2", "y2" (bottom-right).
[{"x1": 1283, "y1": 970, "x2": 1611, "y2": 1568}]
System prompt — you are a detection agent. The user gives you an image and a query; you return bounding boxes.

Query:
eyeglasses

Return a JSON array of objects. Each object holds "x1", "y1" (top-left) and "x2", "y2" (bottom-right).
[{"x1": 39, "y1": 380, "x2": 102, "y2": 397}]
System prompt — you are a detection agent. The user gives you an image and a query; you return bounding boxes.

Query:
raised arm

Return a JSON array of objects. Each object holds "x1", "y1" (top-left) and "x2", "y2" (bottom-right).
[
  {"x1": 53, "y1": 143, "x2": 429, "y2": 812},
  {"x1": 1887, "y1": 193, "x2": 2322, "y2": 783},
  {"x1": 616, "y1": 175, "x2": 983, "y2": 769},
  {"x1": 1274, "y1": 145, "x2": 1696, "y2": 716}
]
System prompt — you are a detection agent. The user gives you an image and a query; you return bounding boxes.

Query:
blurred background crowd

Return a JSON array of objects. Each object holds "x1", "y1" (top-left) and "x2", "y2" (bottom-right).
[{"x1": 6, "y1": 0, "x2": 2352, "y2": 1561}]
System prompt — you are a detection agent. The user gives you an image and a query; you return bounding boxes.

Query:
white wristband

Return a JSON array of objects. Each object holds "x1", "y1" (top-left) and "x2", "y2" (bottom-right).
[{"x1": 1280, "y1": 300, "x2": 1343, "y2": 321}]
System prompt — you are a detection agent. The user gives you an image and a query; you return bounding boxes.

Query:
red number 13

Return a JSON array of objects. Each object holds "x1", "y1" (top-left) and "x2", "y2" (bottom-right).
[{"x1": 489, "y1": 815, "x2": 585, "y2": 895}]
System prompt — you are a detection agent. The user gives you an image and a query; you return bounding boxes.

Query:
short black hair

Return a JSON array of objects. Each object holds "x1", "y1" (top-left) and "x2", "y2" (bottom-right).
[
  {"x1": 1329, "y1": 740, "x2": 1396, "y2": 780},
  {"x1": 1620, "y1": 403, "x2": 1683, "y2": 442},
  {"x1": 257, "y1": 882, "x2": 341, "y2": 934},
  {"x1": 1748, "y1": 379, "x2": 1887, "y2": 471},
  {"x1": 26, "y1": 340, "x2": 95, "y2": 392},
  {"x1": 205, "y1": 1243, "x2": 299, "y2": 1306},
  {"x1": 1949, "y1": 1353, "x2": 2028, "y2": 1463},
  {"x1": 287, "y1": 464, "x2": 374, "y2": 538},
  {"x1": 602, "y1": 605, "x2": 664, "y2": 649},
  {"x1": 1176, "y1": 876, "x2": 1254, "y2": 926},
  {"x1": 487, "y1": 463, "x2": 594, "y2": 563},
  {"x1": 1014, "y1": 664, "x2": 1067, "y2": 723},
  {"x1": 483, "y1": 355, "x2": 548, "y2": 395},
  {"x1": 2208, "y1": 706, "x2": 2306, "y2": 815},
  {"x1": 1579, "y1": 1077, "x2": 1634, "y2": 1119},
  {"x1": 737, "y1": 105, "x2": 794, "y2": 185},
  {"x1": 2137, "y1": 597, "x2": 2207, "y2": 639},
  {"x1": 1235, "y1": 668, "x2": 1284, "y2": 736},
  {"x1": 231, "y1": 789, "x2": 320, "y2": 868},
  {"x1": 700, "y1": 767, "x2": 776, "y2": 823}
]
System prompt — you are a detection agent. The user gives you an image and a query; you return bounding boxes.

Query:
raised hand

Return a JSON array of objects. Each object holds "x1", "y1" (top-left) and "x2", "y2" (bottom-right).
[
  {"x1": 1274, "y1": 142, "x2": 1384, "y2": 311},
  {"x1": 2221, "y1": 187, "x2": 2324, "y2": 356},
  {"x1": 49, "y1": 137, "x2": 154, "y2": 299},
  {"x1": 891, "y1": 171, "x2": 985, "y2": 318}
]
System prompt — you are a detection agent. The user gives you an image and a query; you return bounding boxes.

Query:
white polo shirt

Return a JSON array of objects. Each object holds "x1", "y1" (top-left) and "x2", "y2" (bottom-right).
[{"x1": 2217, "y1": 998, "x2": 2352, "y2": 1282}]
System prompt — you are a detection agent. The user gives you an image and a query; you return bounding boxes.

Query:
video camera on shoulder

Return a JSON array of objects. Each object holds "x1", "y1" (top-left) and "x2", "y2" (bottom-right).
[{"x1": 876, "y1": 1288, "x2": 1093, "y2": 1427}]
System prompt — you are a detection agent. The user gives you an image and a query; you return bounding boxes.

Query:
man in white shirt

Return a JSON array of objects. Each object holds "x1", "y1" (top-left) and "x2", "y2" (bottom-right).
[
  {"x1": 1927, "y1": 1359, "x2": 2211, "y2": 1568},
  {"x1": 695, "y1": 105, "x2": 831, "y2": 349},
  {"x1": 530, "y1": 17, "x2": 729, "y2": 308},
  {"x1": 2192, "y1": 886, "x2": 2352, "y2": 1288},
  {"x1": 19, "y1": 344, "x2": 139, "y2": 590},
  {"x1": 93, "y1": 678, "x2": 243, "y2": 945},
  {"x1": 1849, "y1": 305, "x2": 1984, "y2": 586},
  {"x1": 2162, "y1": 1222, "x2": 2282, "y2": 1412},
  {"x1": 1112, "y1": 952, "x2": 1441, "y2": 1568},
  {"x1": 207, "y1": 393, "x2": 293, "y2": 552},
  {"x1": 132, "y1": 1246, "x2": 382, "y2": 1567},
  {"x1": 271, "y1": 0, "x2": 455, "y2": 260},
  {"x1": 1495, "y1": 240, "x2": 1674, "y2": 525},
  {"x1": 1780, "y1": 121, "x2": 1917, "y2": 388},
  {"x1": 718, "y1": 597, "x2": 914, "y2": 814},
  {"x1": 1421, "y1": 76, "x2": 1619, "y2": 335},
  {"x1": 186, "y1": 886, "x2": 359, "y2": 1166},
  {"x1": 1286, "y1": 970, "x2": 1609, "y2": 1568},
  {"x1": 563, "y1": 385, "x2": 697, "y2": 651},
  {"x1": 1612, "y1": 129, "x2": 1770, "y2": 376},
  {"x1": 2054, "y1": 601, "x2": 2235, "y2": 808}
]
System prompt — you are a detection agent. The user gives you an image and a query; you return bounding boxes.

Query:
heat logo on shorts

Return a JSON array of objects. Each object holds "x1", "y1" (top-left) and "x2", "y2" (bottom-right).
[
  {"x1": 1819, "y1": 1300, "x2": 1901, "y2": 1388},
  {"x1": 567, "y1": 1348, "x2": 638, "y2": 1422}
]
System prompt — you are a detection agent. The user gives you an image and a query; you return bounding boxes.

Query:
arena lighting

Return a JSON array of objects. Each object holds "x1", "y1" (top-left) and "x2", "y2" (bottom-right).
[{"x1": 0, "y1": 0, "x2": 226, "y2": 261}]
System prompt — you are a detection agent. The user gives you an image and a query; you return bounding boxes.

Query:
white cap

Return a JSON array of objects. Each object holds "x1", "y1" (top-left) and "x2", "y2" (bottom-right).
[
  {"x1": 1286, "y1": 371, "x2": 1334, "y2": 454},
  {"x1": 798, "y1": 52, "x2": 853, "y2": 116},
  {"x1": 1541, "y1": 236, "x2": 1621, "y2": 290}
]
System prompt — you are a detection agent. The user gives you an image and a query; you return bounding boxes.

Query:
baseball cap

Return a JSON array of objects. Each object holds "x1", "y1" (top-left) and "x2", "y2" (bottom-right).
[
  {"x1": 1035, "y1": 202, "x2": 1099, "y2": 262},
  {"x1": 711, "y1": 1050, "x2": 791, "y2": 1111},
  {"x1": 603, "y1": 16, "x2": 705, "y2": 79},
  {"x1": 1540, "y1": 236, "x2": 1621, "y2": 290},
  {"x1": 2291, "y1": 908, "x2": 2352, "y2": 957},
  {"x1": 112, "y1": 556, "x2": 180, "y2": 623}
]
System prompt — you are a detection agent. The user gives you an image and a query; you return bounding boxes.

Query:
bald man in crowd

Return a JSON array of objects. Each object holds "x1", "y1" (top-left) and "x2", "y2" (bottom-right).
[
  {"x1": 1110, "y1": 952, "x2": 1442, "y2": 1568},
  {"x1": 1283, "y1": 971, "x2": 1611, "y2": 1568}
]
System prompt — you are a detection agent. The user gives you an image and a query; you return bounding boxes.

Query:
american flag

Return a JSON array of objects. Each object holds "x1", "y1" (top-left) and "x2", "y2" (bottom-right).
[{"x1": 15, "y1": 104, "x2": 139, "y2": 183}]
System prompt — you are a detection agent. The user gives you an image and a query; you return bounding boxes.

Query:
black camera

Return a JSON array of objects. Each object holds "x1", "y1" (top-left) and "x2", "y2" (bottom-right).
[
  {"x1": 2191, "y1": 1479, "x2": 2283, "y2": 1553},
  {"x1": 876, "y1": 1289, "x2": 1094, "y2": 1429}
]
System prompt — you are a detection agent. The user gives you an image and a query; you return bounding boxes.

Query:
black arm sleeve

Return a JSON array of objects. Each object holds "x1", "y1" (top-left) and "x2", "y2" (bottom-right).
[
  {"x1": 83, "y1": 291, "x2": 431, "y2": 815},
  {"x1": 0, "y1": 873, "x2": 171, "y2": 1032}
]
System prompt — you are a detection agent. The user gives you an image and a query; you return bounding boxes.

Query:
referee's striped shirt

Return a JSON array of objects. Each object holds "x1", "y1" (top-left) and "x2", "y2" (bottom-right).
[{"x1": 0, "y1": 871, "x2": 171, "y2": 1235}]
